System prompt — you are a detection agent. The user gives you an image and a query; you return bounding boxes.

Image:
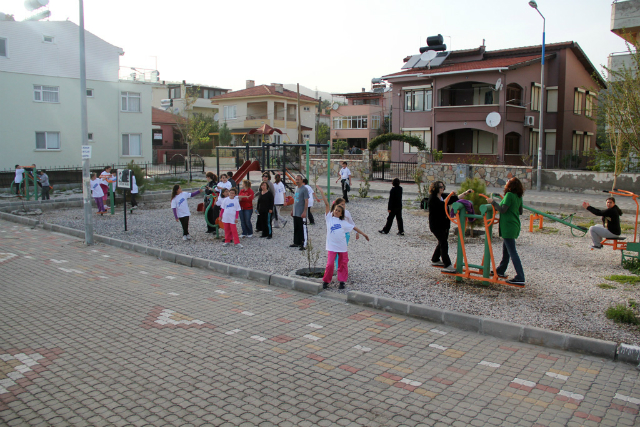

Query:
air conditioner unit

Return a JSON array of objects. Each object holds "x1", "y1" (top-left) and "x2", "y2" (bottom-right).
[{"x1": 524, "y1": 116, "x2": 535, "y2": 127}]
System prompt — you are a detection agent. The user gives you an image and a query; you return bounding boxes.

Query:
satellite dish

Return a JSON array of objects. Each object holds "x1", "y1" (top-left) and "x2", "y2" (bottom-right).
[
  {"x1": 214, "y1": 113, "x2": 219, "y2": 121},
  {"x1": 495, "y1": 78, "x2": 503, "y2": 91},
  {"x1": 331, "y1": 103, "x2": 340, "y2": 110},
  {"x1": 420, "y1": 50, "x2": 437, "y2": 63},
  {"x1": 173, "y1": 108, "x2": 180, "y2": 115},
  {"x1": 486, "y1": 112, "x2": 501, "y2": 128}
]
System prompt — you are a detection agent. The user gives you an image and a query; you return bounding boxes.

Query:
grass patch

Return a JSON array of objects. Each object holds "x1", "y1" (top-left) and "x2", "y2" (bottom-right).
[
  {"x1": 372, "y1": 195, "x2": 383, "y2": 200},
  {"x1": 605, "y1": 304, "x2": 640, "y2": 325},
  {"x1": 604, "y1": 275, "x2": 640, "y2": 285},
  {"x1": 623, "y1": 258, "x2": 640, "y2": 275},
  {"x1": 577, "y1": 219, "x2": 595, "y2": 229},
  {"x1": 146, "y1": 178, "x2": 207, "y2": 192},
  {"x1": 597, "y1": 283, "x2": 617, "y2": 290},
  {"x1": 620, "y1": 223, "x2": 636, "y2": 231}
]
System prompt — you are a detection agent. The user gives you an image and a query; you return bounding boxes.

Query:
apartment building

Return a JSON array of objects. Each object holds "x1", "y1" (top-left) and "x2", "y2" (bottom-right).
[{"x1": 151, "y1": 81, "x2": 229, "y2": 118}]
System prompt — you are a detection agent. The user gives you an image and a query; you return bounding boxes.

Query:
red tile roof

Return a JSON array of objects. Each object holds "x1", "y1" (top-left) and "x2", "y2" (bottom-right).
[
  {"x1": 152, "y1": 107, "x2": 184, "y2": 125},
  {"x1": 208, "y1": 85, "x2": 317, "y2": 103},
  {"x1": 383, "y1": 55, "x2": 542, "y2": 78}
]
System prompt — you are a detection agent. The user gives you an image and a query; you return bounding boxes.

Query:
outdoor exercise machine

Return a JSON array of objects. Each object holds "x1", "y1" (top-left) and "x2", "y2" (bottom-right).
[
  {"x1": 440, "y1": 193, "x2": 524, "y2": 288},
  {"x1": 12, "y1": 167, "x2": 39, "y2": 201},
  {"x1": 598, "y1": 189, "x2": 640, "y2": 263},
  {"x1": 203, "y1": 192, "x2": 220, "y2": 239}
]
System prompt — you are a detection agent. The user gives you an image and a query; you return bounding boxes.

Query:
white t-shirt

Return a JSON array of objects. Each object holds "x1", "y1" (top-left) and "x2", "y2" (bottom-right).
[
  {"x1": 130, "y1": 175, "x2": 138, "y2": 194},
  {"x1": 99, "y1": 171, "x2": 111, "y2": 184},
  {"x1": 325, "y1": 212, "x2": 354, "y2": 253},
  {"x1": 221, "y1": 196, "x2": 241, "y2": 224},
  {"x1": 344, "y1": 209, "x2": 355, "y2": 226},
  {"x1": 171, "y1": 192, "x2": 194, "y2": 218},
  {"x1": 339, "y1": 167, "x2": 351, "y2": 180},
  {"x1": 215, "y1": 196, "x2": 226, "y2": 207},
  {"x1": 90, "y1": 179, "x2": 104, "y2": 198},
  {"x1": 216, "y1": 181, "x2": 232, "y2": 193},
  {"x1": 14, "y1": 168, "x2": 24, "y2": 183},
  {"x1": 305, "y1": 185, "x2": 314, "y2": 207},
  {"x1": 273, "y1": 182, "x2": 285, "y2": 205}
]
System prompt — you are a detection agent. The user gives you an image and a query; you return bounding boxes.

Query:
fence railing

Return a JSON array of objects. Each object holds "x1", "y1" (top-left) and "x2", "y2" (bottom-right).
[
  {"x1": 372, "y1": 161, "x2": 418, "y2": 182},
  {"x1": 528, "y1": 150, "x2": 640, "y2": 172}
]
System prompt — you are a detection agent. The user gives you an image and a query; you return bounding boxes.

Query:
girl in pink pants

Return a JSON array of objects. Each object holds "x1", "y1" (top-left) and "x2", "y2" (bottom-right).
[{"x1": 316, "y1": 186, "x2": 369, "y2": 290}]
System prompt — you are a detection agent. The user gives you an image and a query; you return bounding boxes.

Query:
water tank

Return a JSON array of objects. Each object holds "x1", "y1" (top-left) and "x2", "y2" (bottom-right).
[
  {"x1": 427, "y1": 34, "x2": 444, "y2": 47},
  {"x1": 420, "y1": 44, "x2": 447, "y2": 53}
]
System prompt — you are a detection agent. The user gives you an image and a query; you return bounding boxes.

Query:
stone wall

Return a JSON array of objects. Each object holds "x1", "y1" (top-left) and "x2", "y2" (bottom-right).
[
  {"x1": 541, "y1": 170, "x2": 640, "y2": 194},
  {"x1": 301, "y1": 151, "x2": 371, "y2": 180}
]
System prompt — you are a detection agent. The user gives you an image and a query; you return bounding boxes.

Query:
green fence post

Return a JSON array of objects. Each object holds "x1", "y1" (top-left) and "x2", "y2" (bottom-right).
[
  {"x1": 109, "y1": 185, "x2": 115, "y2": 215},
  {"x1": 480, "y1": 204, "x2": 493, "y2": 281},
  {"x1": 34, "y1": 168, "x2": 39, "y2": 201},
  {"x1": 452, "y1": 202, "x2": 465, "y2": 282}
]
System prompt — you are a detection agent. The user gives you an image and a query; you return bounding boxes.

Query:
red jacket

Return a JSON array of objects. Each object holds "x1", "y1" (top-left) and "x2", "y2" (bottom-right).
[{"x1": 239, "y1": 188, "x2": 254, "y2": 210}]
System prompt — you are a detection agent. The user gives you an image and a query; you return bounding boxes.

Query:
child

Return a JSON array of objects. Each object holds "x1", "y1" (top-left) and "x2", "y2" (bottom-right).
[
  {"x1": 170, "y1": 184, "x2": 202, "y2": 241},
  {"x1": 216, "y1": 173, "x2": 232, "y2": 194},
  {"x1": 220, "y1": 188, "x2": 242, "y2": 247},
  {"x1": 379, "y1": 178, "x2": 404, "y2": 235},
  {"x1": 238, "y1": 179, "x2": 255, "y2": 237},
  {"x1": 303, "y1": 178, "x2": 315, "y2": 225},
  {"x1": 334, "y1": 161, "x2": 351, "y2": 203},
  {"x1": 583, "y1": 197, "x2": 623, "y2": 249},
  {"x1": 130, "y1": 173, "x2": 138, "y2": 209},
  {"x1": 226, "y1": 171, "x2": 237, "y2": 192},
  {"x1": 273, "y1": 174, "x2": 287, "y2": 228},
  {"x1": 90, "y1": 173, "x2": 106, "y2": 214},
  {"x1": 214, "y1": 188, "x2": 229, "y2": 237},
  {"x1": 316, "y1": 186, "x2": 369, "y2": 290},
  {"x1": 332, "y1": 198, "x2": 359, "y2": 272},
  {"x1": 99, "y1": 167, "x2": 111, "y2": 207}
]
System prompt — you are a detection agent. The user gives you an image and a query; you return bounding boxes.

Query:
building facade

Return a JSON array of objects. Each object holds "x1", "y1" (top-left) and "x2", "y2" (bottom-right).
[
  {"x1": 151, "y1": 81, "x2": 229, "y2": 118},
  {"x1": 382, "y1": 42, "x2": 604, "y2": 165},
  {"x1": 0, "y1": 21, "x2": 152, "y2": 170},
  {"x1": 330, "y1": 90, "x2": 392, "y2": 150},
  {"x1": 609, "y1": 0, "x2": 640, "y2": 77},
  {"x1": 209, "y1": 81, "x2": 317, "y2": 145}
]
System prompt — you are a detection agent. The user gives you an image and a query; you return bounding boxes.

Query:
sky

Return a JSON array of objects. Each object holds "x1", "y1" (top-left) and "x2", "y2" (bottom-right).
[{"x1": 4, "y1": 0, "x2": 630, "y2": 95}]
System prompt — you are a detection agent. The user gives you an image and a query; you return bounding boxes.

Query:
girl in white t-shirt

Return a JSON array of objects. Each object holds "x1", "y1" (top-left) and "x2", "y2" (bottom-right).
[
  {"x1": 332, "y1": 197, "x2": 359, "y2": 272},
  {"x1": 220, "y1": 188, "x2": 242, "y2": 247},
  {"x1": 272, "y1": 174, "x2": 287, "y2": 228},
  {"x1": 90, "y1": 173, "x2": 106, "y2": 214},
  {"x1": 171, "y1": 184, "x2": 202, "y2": 240},
  {"x1": 216, "y1": 174, "x2": 232, "y2": 194},
  {"x1": 316, "y1": 186, "x2": 369, "y2": 290}
]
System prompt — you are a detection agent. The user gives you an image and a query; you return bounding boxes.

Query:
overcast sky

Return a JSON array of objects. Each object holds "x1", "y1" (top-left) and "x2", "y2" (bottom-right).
[{"x1": 5, "y1": 0, "x2": 629, "y2": 95}]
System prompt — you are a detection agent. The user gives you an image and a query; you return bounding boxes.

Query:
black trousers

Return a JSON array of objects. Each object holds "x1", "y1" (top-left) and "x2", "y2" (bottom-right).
[
  {"x1": 293, "y1": 216, "x2": 304, "y2": 246},
  {"x1": 179, "y1": 216, "x2": 190, "y2": 236},
  {"x1": 130, "y1": 193, "x2": 137, "y2": 207},
  {"x1": 14, "y1": 181, "x2": 21, "y2": 195},
  {"x1": 382, "y1": 209, "x2": 404, "y2": 233},
  {"x1": 258, "y1": 212, "x2": 272, "y2": 237},
  {"x1": 341, "y1": 179, "x2": 349, "y2": 202},
  {"x1": 431, "y1": 228, "x2": 451, "y2": 267},
  {"x1": 307, "y1": 207, "x2": 315, "y2": 224},
  {"x1": 41, "y1": 186, "x2": 50, "y2": 200}
]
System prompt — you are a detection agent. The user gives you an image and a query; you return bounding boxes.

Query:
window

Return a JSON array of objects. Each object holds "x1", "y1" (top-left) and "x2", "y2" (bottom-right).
[
  {"x1": 86, "y1": 89, "x2": 94, "y2": 97},
  {"x1": 371, "y1": 115, "x2": 380, "y2": 130},
  {"x1": 121, "y1": 92, "x2": 141, "y2": 112},
  {"x1": 529, "y1": 129, "x2": 539, "y2": 156},
  {"x1": 122, "y1": 134, "x2": 142, "y2": 156},
  {"x1": 546, "y1": 87, "x2": 558, "y2": 113},
  {"x1": 303, "y1": 106, "x2": 310, "y2": 112},
  {"x1": 152, "y1": 129, "x2": 163, "y2": 146},
  {"x1": 544, "y1": 130, "x2": 556, "y2": 155},
  {"x1": 272, "y1": 134, "x2": 282, "y2": 144},
  {"x1": 531, "y1": 83, "x2": 541, "y2": 111},
  {"x1": 35, "y1": 132, "x2": 60, "y2": 150},
  {"x1": 585, "y1": 93, "x2": 595, "y2": 117},
  {"x1": 505, "y1": 133, "x2": 520, "y2": 155},
  {"x1": 404, "y1": 89, "x2": 432, "y2": 112},
  {"x1": 353, "y1": 98, "x2": 379, "y2": 105},
  {"x1": 34, "y1": 85, "x2": 59, "y2": 103},
  {"x1": 43, "y1": 35, "x2": 54, "y2": 43},
  {"x1": 584, "y1": 133, "x2": 592, "y2": 153},
  {"x1": 0, "y1": 38, "x2": 6, "y2": 57},
  {"x1": 88, "y1": 133, "x2": 93, "y2": 141},
  {"x1": 223, "y1": 105, "x2": 237, "y2": 120},
  {"x1": 572, "y1": 132, "x2": 582, "y2": 154},
  {"x1": 303, "y1": 134, "x2": 310, "y2": 140},
  {"x1": 202, "y1": 88, "x2": 223, "y2": 99},
  {"x1": 506, "y1": 84, "x2": 523, "y2": 106},
  {"x1": 401, "y1": 128, "x2": 431, "y2": 152},
  {"x1": 574, "y1": 89, "x2": 585, "y2": 115},
  {"x1": 169, "y1": 86, "x2": 181, "y2": 99},
  {"x1": 332, "y1": 115, "x2": 368, "y2": 129}
]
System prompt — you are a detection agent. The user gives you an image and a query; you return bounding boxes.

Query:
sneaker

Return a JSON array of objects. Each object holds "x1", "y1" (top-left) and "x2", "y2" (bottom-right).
[
  {"x1": 186, "y1": 235, "x2": 192, "y2": 240},
  {"x1": 299, "y1": 246, "x2": 306, "y2": 251},
  {"x1": 338, "y1": 282, "x2": 346, "y2": 289},
  {"x1": 431, "y1": 261, "x2": 445, "y2": 266},
  {"x1": 240, "y1": 235, "x2": 246, "y2": 238},
  {"x1": 183, "y1": 235, "x2": 188, "y2": 241},
  {"x1": 506, "y1": 278, "x2": 525, "y2": 286},
  {"x1": 247, "y1": 234, "x2": 253, "y2": 238},
  {"x1": 222, "y1": 242, "x2": 230, "y2": 247},
  {"x1": 442, "y1": 265, "x2": 456, "y2": 273},
  {"x1": 267, "y1": 236, "x2": 272, "y2": 239},
  {"x1": 260, "y1": 235, "x2": 267, "y2": 238},
  {"x1": 289, "y1": 244, "x2": 300, "y2": 248},
  {"x1": 322, "y1": 282, "x2": 329, "y2": 289},
  {"x1": 397, "y1": 231, "x2": 405, "y2": 236},
  {"x1": 590, "y1": 245, "x2": 603, "y2": 249},
  {"x1": 490, "y1": 270, "x2": 507, "y2": 278},
  {"x1": 236, "y1": 244, "x2": 243, "y2": 248},
  {"x1": 378, "y1": 230, "x2": 388, "y2": 234}
]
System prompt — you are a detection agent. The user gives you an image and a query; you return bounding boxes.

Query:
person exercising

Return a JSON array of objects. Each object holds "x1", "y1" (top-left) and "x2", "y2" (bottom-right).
[{"x1": 582, "y1": 197, "x2": 623, "y2": 249}]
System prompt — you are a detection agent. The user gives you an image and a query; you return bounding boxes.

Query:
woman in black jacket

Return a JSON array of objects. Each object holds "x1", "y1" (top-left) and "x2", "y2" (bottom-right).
[
  {"x1": 379, "y1": 178, "x2": 404, "y2": 235},
  {"x1": 582, "y1": 197, "x2": 623, "y2": 249},
  {"x1": 428, "y1": 181, "x2": 472, "y2": 272},
  {"x1": 204, "y1": 172, "x2": 218, "y2": 233},
  {"x1": 257, "y1": 181, "x2": 274, "y2": 239}
]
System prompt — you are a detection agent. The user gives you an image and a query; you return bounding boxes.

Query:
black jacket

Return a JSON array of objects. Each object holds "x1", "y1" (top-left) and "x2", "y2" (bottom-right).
[
  {"x1": 587, "y1": 205, "x2": 623, "y2": 235},
  {"x1": 428, "y1": 192, "x2": 458, "y2": 231},
  {"x1": 388, "y1": 186, "x2": 403, "y2": 211},
  {"x1": 257, "y1": 191, "x2": 274, "y2": 215}
]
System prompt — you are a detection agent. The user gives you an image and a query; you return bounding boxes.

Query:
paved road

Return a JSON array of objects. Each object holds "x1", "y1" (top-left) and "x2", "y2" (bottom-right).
[{"x1": 1, "y1": 220, "x2": 639, "y2": 427}]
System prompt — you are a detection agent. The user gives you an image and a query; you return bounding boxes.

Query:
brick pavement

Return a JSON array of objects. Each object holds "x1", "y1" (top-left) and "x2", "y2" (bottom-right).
[{"x1": 0, "y1": 219, "x2": 639, "y2": 427}]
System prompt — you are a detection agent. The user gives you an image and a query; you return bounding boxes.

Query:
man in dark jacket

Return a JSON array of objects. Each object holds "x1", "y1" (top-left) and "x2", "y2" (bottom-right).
[
  {"x1": 379, "y1": 178, "x2": 404, "y2": 235},
  {"x1": 583, "y1": 197, "x2": 623, "y2": 249}
]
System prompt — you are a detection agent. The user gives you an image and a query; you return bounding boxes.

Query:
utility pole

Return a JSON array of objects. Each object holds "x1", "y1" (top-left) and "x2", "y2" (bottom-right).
[
  {"x1": 316, "y1": 96, "x2": 321, "y2": 148},
  {"x1": 297, "y1": 83, "x2": 302, "y2": 144},
  {"x1": 79, "y1": 0, "x2": 93, "y2": 245}
]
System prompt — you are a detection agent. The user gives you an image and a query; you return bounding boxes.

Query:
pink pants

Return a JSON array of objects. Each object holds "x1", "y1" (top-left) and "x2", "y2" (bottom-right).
[
  {"x1": 94, "y1": 197, "x2": 105, "y2": 212},
  {"x1": 223, "y1": 223, "x2": 240, "y2": 244},
  {"x1": 100, "y1": 184, "x2": 109, "y2": 202},
  {"x1": 323, "y1": 251, "x2": 349, "y2": 283}
]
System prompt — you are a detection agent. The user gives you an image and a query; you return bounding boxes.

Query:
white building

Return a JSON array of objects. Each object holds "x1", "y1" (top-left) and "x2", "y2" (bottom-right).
[
  {"x1": 0, "y1": 20, "x2": 152, "y2": 170},
  {"x1": 150, "y1": 81, "x2": 229, "y2": 118}
]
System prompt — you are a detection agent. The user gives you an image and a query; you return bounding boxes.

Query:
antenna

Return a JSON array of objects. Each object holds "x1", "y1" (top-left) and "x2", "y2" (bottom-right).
[
  {"x1": 485, "y1": 112, "x2": 501, "y2": 128},
  {"x1": 494, "y1": 78, "x2": 503, "y2": 91},
  {"x1": 332, "y1": 103, "x2": 340, "y2": 111},
  {"x1": 420, "y1": 50, "x2": 437, "y2": 63}
]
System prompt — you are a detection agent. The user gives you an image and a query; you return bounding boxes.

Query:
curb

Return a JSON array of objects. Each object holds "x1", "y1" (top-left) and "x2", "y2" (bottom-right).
[
  {"x1": 346, "y1": 291, "x2": 635, "y2": 364},
  {"x1": 1, "y1": 211, "x2": 637, "y2": 365}
]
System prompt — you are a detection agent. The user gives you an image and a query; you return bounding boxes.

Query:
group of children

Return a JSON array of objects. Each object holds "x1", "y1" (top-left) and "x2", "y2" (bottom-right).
[{"x1": 89, "y1": 166, "x2": 138, "y2": 215}]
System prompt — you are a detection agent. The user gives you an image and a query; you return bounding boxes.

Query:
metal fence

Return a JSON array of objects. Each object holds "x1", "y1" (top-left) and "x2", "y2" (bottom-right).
[
  {"x1": 372, "y1": 161, "x2": 418, "y2": 182},
  {"x1": 529, "y1": 150, "x2": 640, "y2": 172}
]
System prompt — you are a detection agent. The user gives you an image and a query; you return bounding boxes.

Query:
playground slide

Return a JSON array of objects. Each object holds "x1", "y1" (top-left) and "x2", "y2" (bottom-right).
[{"x1": 232, "y1": 160, "x2": 261, "y2": 184}]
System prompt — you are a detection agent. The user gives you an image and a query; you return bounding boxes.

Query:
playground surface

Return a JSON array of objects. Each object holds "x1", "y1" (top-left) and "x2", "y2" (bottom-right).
[
  {"x1": 41, "y1": 194, "x2": 640, "y2": 346},
  {"x1": 1, "y1": 220, "x2": 639, "y2": 427}
]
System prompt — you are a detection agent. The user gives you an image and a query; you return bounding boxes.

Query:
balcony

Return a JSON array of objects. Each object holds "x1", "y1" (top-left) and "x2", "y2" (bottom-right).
[
  {"x1": 611, "y1": 0, "x2": 640, "y2": 42},
  {"x1": 244, "y1": 119, "x2": 270, "y2": 128},
  {"x1": 608, "y1": 52, "x2": 636, "y2": 80}
]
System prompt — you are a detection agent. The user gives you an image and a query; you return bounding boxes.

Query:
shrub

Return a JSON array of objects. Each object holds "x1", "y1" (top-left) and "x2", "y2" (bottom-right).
[
  {"x1": 622, "y1": 258, "x2": 640, "y2": 275},
  {"x1": 459, "y1": 177, "x2": 488, "y2": 218},
  {"x1": 605, "y1": 303, "x2": 639, "y2": 325},
  {"x1": 126, "y1": 160, "x2": 147, "y2": 194},
  {"x1": 332, "y1": 140, "x2": 348, "y2": 154}
]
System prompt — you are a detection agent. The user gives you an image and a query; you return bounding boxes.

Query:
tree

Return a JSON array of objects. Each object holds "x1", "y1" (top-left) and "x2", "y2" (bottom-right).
[
  {"x1": 171, "y1": 86, "x2": 200, "y2": 181},
  {"x1": 219, "y1": 122, "x2": 232, "y2": 146},
  {"x1": 190, "y1": 114, "x2": 218, "y2": 149},
  {"x1": 317, "y1": 122, "x2": 330, "y2": 144},
  {"x1": 594, "y1": 38, "x2": 640, "y2": 189},
  {"x1": 369, "y1": 133, "x2": 426, "y2": 152}
]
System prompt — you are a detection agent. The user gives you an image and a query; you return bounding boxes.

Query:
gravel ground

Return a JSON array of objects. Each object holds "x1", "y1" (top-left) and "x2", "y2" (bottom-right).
[{"x1": 40, "y1": 195, "x2": 640, "y2": 345}]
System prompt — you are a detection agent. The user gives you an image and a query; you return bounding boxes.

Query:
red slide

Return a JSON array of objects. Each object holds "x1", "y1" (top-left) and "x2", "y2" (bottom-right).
[{"x1": 232, "y1": 160, "x2": 261, "y2": 184}]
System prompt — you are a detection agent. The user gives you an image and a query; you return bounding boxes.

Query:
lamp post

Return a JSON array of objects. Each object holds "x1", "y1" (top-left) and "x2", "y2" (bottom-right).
[
  {"x1": 79, "y1": 0, "x2": 93, "y2": 244},
  {"x1": 529, "y1": 0, "x2": 545, "y2": 192}
]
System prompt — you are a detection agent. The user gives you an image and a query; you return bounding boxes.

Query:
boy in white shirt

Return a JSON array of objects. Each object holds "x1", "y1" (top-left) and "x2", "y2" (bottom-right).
[
  {"x1": 14, "y1": 164, "x2": 32, "y2": 196},
  {"x1": 335, "y1": 161, "x2": 352, "y2": 203},
  {"x1": 220, "y1": 188, "x2": 242, "y2": 247},
  {"x1": 90, "y1": 173, "x2": 106, "y2": 214},
  {"x1": 303, "y1": 178, "x2": 315, "y2": 225}
]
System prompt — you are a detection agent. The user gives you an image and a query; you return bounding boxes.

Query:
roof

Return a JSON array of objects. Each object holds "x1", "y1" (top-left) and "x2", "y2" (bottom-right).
[
  {"x1": 209, "y1": 85, "x2": 317, "y2": 103},
  {"x1": 152, "y1": 108, "x2": 184, "y2": 125},
  {"x1": 331, "y1": 92, "x2": 384, "y2": 98},
  {"x1": 383, "y1": 55, "x2": 543, "y2": 78}
]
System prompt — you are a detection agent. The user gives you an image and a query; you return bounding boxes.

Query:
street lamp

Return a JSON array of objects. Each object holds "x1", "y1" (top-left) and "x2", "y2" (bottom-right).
[{"x1": 529, "y1": 0, "x2": 545, "y2": 192}]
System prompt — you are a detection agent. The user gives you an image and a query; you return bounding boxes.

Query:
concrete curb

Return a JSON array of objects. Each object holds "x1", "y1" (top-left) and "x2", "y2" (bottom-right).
[
  {"x1": 0, "y1": 211, "x2": 635, "y2": 364},
  {"x1": 346, "y1": 291, "x2": 637, "y2": 364}
]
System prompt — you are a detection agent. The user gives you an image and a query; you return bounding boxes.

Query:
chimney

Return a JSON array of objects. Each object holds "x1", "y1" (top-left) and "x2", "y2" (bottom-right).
[
  {"x1": 362, "y1": 88, "x2": 366, "y2": 92},
  {"x1": 273, "y1": 83, "x2": 283, "y2": 93},
  {"x1": 246, "y1": 80, "x2": 255, "y2": 89}
]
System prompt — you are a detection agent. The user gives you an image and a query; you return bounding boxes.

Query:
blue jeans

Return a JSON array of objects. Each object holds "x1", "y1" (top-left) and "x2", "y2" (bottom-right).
[
  {"x1": 239, "y1": 209, "x2": 253, "y2": 236},
  {"x1": 496, "y1": 238, "x2": 525, "y2": 281}
]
